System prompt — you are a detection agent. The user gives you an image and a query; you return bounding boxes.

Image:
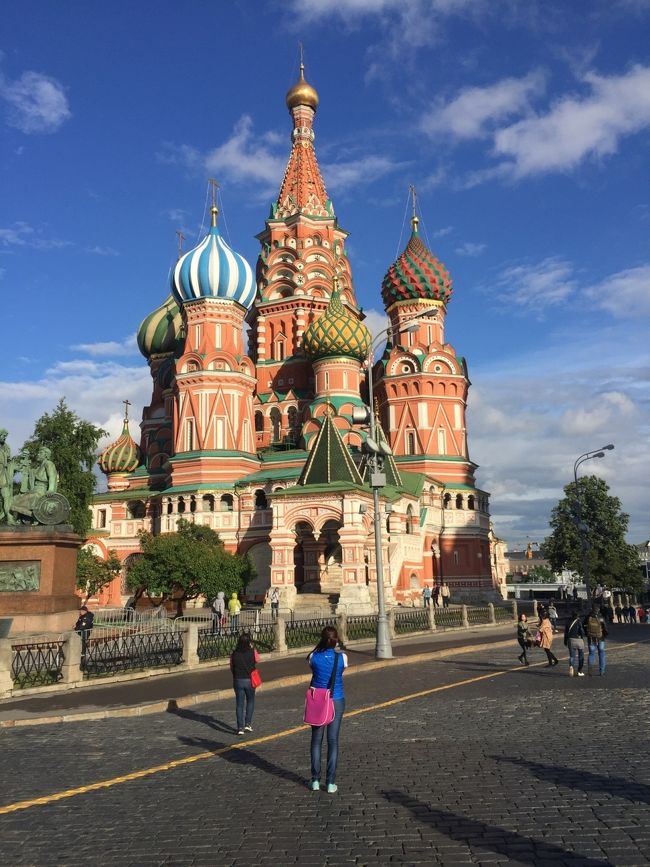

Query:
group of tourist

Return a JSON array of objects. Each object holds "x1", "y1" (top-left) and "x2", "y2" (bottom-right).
[
  {"x1": 230, "y1": 625, "x2": 346, "y2": 794},
  {"x1": 516, "y1": 604, "x2": 608, "y2": 676},
  {"x1": 211, "y1": 591, "x2": 243, "y2": 631},
  {"x1": 422, "y1": 582, "x2": 451, "y2": 608}
]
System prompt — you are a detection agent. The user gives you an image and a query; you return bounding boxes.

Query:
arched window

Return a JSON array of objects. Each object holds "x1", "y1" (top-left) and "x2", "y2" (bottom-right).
[
  {"x1": 443, "y1": 493, "x2": 451, "y2": 510},
  {"x1": 255, "y1": 411, "x2": 264, "y2": 433},
  {"x1": 406, "y1": 505, "x2": 414, "y2": 534},
  {"x1": 166, "y1": 499, "x2": 173, "y2": 515},
  {"x1": 220, "y1": 494, "x2": 234, "y2": 512},
  {"x1": 255, "y1": 489, "x2": 268, "y2": 510},
  {"x1": 127, "y1": 500, "x2": 145, "y2": 520},
  {"x1": 202, "y1": 494, "x2": 215, "y2": 513},
  {"x1": 467, "y1": 495, "x2": 475, "y2": 510},
  {"x1": 270, "y1": 408, "x2": 282, "y2": 443},
  {"x1": 287, "y1": 406, "x2": 298, "y2": 443},
  {"x1": 177, "y1": 496, "x2": 186, "y2": 514},
  {"x1": 456, "y1": 494, "x2": 463, "y2": 510},
  {"x1": 276, "y1": 339, "x2": 285, "y2": 361},
  {"x1": 406, "y1": 431, "x2": 416, "y2": 455},
  {"x1": 189, "y1": 495, "x2": 197, "y2": 513}
]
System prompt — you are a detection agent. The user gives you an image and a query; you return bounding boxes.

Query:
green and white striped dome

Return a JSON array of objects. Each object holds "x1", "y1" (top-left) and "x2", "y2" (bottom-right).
[{"x1": 137, "y1": 295, "x2": 184, "y2": 359}]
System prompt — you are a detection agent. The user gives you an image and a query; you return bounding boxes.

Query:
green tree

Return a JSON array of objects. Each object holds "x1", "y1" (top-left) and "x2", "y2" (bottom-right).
[
  {"x1": 542, "y1": 475, "x2": 641, "y2": 592},
  {"x1": 76, "y1": 548, "x2": 122, "y2": 603},
  {"x1": 23, "y1": 399, "x2": 107, "y2": 536},
  {"x1": 126, "y1": 519, "x2": 255, "y2": 616},
  {"x1": 527, "y1": 565, "x2": 556, "y2": 584}
]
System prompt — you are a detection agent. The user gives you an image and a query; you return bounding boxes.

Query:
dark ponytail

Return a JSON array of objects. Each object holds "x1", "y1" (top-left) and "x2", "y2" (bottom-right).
[{"x1": 307, "y1": 625, "x2": 339, "y2": 658}]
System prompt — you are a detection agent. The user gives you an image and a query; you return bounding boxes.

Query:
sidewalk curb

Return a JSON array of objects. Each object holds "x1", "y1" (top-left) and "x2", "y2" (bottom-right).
[{"x1": 0, "y1": 637, "x2": 514, "y2": 729}]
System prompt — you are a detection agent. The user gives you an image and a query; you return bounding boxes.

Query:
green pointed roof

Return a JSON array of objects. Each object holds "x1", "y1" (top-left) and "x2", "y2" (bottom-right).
[{"x1": 299, "y1": 413, "x2": 363, "y2": 487}]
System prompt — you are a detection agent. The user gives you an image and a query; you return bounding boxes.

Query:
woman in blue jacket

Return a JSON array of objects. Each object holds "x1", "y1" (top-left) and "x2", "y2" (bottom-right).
[{"x1": 307, "y1": 626, "x2": 348, "y2": 793}]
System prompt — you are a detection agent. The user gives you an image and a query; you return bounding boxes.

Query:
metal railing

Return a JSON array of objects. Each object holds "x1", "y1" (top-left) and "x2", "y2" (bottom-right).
[
  {"x1": 12, "y1": 638, "x2": 66, "y2": 689},
  {"x1": 394, "y1": 608, "x2": 430, "y2": 634},
  {"x1": 83, "y1": 630, "x2": 183, "y2": 679},
  {"x1": 346, "y1": 614, "x2": 378, "y2": 641},
  {"x1": 286, "y1": 616, "x2": 337, "y2": 650},
  {"x1": 197, "y1": 623, "x2": 275, "y2": 662},
  {"x1": 434, "y1": 608, "x2": 464, "y2": 628},
  {"x1": 466, "y1": 606, "x2": 492, "y2": 626},
  {"x1": 494, "y1": 605, "x2": 515, "y2": 622}
]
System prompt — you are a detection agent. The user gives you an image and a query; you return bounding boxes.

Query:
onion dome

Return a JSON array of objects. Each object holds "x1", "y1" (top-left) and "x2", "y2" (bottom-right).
[
  {"x1": 98, "y1": 410, "x2": 142, "y2": 475},
  {"x1": 171, "y1": 206, "x2": 255, "y2": 309},
  {"x1": 137, "y1": 295, "x2": 183, "y2": 359},
  {"x1": 286, "y1": 62, "x2": 319, "y2": 112},
  {"x1": 303, "y1": 278, "x2": 371, "y2": 363},
  {"x1": 381, "y1": 216, "x2": 453, "y2": 309}
]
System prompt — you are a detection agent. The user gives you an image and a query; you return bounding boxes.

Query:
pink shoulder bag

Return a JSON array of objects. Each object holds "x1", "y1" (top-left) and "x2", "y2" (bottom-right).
[{"x1": 304, "y1": 653, "x2": 340, "y2": 726}]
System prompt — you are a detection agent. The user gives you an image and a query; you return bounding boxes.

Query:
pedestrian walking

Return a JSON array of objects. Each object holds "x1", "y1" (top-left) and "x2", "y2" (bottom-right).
[
  {"x1": 267, "y1": 586, "x2": 280, "y2": 620},
  {"x1": 563, "y1": 609, "x2": 586, "y2": 677},
  {"x1": 637, "y1": 605, "x2": 646, "y2": 624},
  {"x1": 307, "y1": 626, "x2": 348, "y2": 794},
  {"x1": 614, "y1": 603, "x2": 623, "y2": 624},
  {"x1": 422, "y1": 585, "x2": 432, "y2": 608},
  {"x1": 538, "y1": 612, "x2": 559, "y2": 667},
  {"x1": 547, "y1": 602, "x2": 559, "y2": 633},
  {"x1": 230, "y1": 633, "x2": 260, "y2": 735},
  {"x1": 433, "y1": 585, "x2": 441, "y2": 608},
  {"x1": 74, "y1": 606, "x2": 94, "y2": 660},
  {"x1": 516, "y1": 613, "x2": 531, "y2": 666},
  {"x1": 628, "y1": 604, "x2": 637, "y2": 624},
  {"x1": 212, "y1": 591, "x2": 225, "y2": 632},
  {"x1": 584, "y1": 606, "x2": 608, "y2": 676},
  {"x1": 441, "y1": 582, "x2": 451, "y2": 608},
  {"x1": 572, "y1": 585, "x2": 579, "y2": 601},
  {"x1": 228, "y1": 592, "x2": 242, "y2": 631}
]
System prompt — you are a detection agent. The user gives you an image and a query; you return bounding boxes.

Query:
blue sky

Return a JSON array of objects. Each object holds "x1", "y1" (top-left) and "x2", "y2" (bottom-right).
[{"x1": 1, "y1": 0, "x2": 648, "y2": 545}]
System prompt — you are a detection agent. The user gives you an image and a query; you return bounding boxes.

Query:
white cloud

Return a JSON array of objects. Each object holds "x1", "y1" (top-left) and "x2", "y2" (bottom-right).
[
  {"x1": 0, "y1": 69, "x2": 71, "y2": 134},
  {"x1": 322, "y1": 155, "x2": 403, "y2": 192},
  {"x1": 0, "y1": 221, "x2": 71, "y2": 250},
  {"x1": 361, "y1": 308, "x2": 390, "y2": 345},
  {"x1": 71, "y1": 335, "x2": 138, "y2": 357},
  {"x1": 455, "y1": 241, "x2": 486, "y2": 257},
  {"x1": 584, "y1": 264, "x2": 650, "y2": 317},
  {"x1": 85, "y1": 245, "x2": 119, "y2": 257},
  {"x1": 422, "y1": 71, "x2": 545, "y2": 140},
  {"x1": 433, "y1": 226, "x2": 454, "y2": 238},
  {"x1": 493, "y1": 64, "x2": 650, "y2": 177},
  {"x1": 493, "y1": 257, "x2": 577, "y2": 310},
  {"x1": 205, "y1": 115, "x2": 285, "y2": 192}
]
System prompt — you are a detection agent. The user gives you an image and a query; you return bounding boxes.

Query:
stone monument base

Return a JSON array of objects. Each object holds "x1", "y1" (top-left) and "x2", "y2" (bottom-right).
[{"x1": 0, "y1": 525, "x2": 82, "y2": 636}]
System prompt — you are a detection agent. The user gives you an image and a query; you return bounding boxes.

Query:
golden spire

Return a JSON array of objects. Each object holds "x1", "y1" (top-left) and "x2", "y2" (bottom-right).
[
  {"x1": 286, "y1": 46, "x2": 319, "y2": 112},
  {"x1": 409, "y1": 184, "x2": 419, "y2": 233},
  {"x1": 209, "y1": 178, "x2": 219, "y2": 227}
]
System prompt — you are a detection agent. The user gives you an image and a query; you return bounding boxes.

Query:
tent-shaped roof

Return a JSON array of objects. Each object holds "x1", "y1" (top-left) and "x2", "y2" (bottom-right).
[{"x1": 299, "y1": 412, "x2": 363, "y2": 487}]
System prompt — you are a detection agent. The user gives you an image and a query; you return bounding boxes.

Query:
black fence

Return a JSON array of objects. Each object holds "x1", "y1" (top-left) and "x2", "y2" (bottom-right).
[
  {"x1": 197, "y1": 624, "x2": 276, "y2": 662},
  {"x1": 12, "y1": 639, "x2": 65, "y2": 689},
  {"x1": 346, "y1": 614, "x2": 378, "y2": 641},
  {"x1": 434, "y1": 608, "x2": 464, "y2": 628},
  {"x1": 286, "y1": 616, "x2": 337, "y2": 650},
  {"x1": 466, "y1": 606, "x2": 492, "y2": 626},
  {"x1": 83, "y1": 631, "x2": 184, "y2": 679},
  {"x1": 394, "y1": 608, "x2": 430, "y2": 635}
]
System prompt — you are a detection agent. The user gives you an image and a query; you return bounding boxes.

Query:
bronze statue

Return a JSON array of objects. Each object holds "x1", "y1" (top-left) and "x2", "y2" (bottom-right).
[{"x1": 0, "y1": 434, "x2": 70, "y2": 526}]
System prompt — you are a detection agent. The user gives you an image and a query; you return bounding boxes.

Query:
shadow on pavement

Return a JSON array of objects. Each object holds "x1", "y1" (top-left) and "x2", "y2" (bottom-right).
[
  {"x1": 167, "y1": 702, "x2": 236, "y2": 735},
  {"x1": 494, "y1": 756, "x2": 650, "y2": 806},
  {"x1": 382, "y1": 789, "x2": 610, "y2": 866},
  {"x1": 176, "y1": 732, "x2": 308, "y2": 789}
]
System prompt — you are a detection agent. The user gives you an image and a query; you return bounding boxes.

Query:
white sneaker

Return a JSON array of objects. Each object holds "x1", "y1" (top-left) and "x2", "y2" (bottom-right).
[
  {"x1": 577, "y1": 672, "x2": 585, "y2": 677},
  {"x1": 244, "y1": 725, "x2": 253, "y2": 732}
]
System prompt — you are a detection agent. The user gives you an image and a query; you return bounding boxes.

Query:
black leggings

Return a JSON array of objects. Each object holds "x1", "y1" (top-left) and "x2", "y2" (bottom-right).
[
  {"x1": 517, "y1": 639, "x2": 528, "y2": 662},
  {"x1": 544, "y1": 648, "x2": 558, "y2": 664}
]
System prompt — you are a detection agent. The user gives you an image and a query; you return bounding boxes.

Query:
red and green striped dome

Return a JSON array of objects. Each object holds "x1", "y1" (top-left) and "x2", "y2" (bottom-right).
[
  {"x1": 381, "y1": 222, "x2": 453, "y2": 309},
  {"x1": 99, "y1": 417, "x2": 142, "y2": 475}
]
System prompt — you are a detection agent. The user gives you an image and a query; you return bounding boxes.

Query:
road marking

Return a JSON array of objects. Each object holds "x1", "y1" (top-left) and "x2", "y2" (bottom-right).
[{"x1": 0, "y1": 640, "x2": 640, "y2": 816}]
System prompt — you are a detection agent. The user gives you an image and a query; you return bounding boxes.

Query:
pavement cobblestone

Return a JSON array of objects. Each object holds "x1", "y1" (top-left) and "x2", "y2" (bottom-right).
[{"x1": 1, "y1": 626, "x2": 649, "y2": 865}]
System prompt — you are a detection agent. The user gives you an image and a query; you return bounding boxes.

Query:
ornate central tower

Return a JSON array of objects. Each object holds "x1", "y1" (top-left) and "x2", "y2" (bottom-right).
[{"x1": 248, "y1": 63, "x2": 365, "y2": 451}]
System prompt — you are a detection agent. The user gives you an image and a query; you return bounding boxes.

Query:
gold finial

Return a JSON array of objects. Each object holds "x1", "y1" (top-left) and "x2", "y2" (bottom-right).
[
  {"x1": 332, "y1": 272, "x2": 340, "y2": 294},
  {"x1": 175, "y1": 229, "x2": 185, "y2": 260},
  {"x1": 122, "y1": 399, "x2": 131, "y2": 424},
  {"x1": 209, "y1": 178, "x2": 219, "y2": 227},
  {"x1": 286, "y1": 46, "x2": 319, "y2": 112},
  {"x1": 409, "y1": 184, "x2": 419, "y2": 233}
]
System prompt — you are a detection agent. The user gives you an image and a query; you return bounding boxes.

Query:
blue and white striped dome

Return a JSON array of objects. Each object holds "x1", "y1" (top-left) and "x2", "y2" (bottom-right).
[{"x1": 171, "y1": 210, "x2": 255, "y2": 309}]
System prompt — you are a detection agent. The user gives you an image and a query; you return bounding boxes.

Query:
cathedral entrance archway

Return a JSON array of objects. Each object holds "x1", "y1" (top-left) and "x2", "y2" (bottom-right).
[
  {"x1": 294, "y1": 521, "x2": 316, "y2": 593},
  {"x1": 319, "y1": 519, "x2": 342, "y2": 595}
]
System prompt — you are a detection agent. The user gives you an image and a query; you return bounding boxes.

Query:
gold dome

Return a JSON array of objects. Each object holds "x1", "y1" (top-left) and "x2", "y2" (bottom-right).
[{"x1": 286, "y1": 63, "x2": 319, "y2": 112}]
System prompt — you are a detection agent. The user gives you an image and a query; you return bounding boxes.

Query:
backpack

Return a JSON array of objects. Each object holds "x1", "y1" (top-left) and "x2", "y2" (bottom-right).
[{"x1": 586, "y1": 614, "x2": 603, "y2": 640}]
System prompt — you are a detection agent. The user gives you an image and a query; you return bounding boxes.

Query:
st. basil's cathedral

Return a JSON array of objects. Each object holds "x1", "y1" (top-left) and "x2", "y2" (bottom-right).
[{"x1": 88, "y1": 64, "x2": 500, "y2": 611}]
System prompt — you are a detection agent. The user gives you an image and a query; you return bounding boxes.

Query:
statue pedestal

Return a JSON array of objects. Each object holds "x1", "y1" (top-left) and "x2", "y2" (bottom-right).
[{"x1": 0, "y1": 525, "x2": 82, "y2": 635}]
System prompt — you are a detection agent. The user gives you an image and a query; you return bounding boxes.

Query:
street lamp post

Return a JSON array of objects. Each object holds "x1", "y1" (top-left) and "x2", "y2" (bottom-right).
[
  {"x1": 573, "y1": 444, "x2": 614, "y2": 607},
  {"x1": 355, "y1": 311, "x2": 435, "y2": 659}
]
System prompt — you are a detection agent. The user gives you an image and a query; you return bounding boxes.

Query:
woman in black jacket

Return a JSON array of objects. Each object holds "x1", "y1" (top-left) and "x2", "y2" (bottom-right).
[
  {"x1": 230, "y1": 633, "x2": 260, "y2": 736},
  {"x1": 564, "y1": 610, "x2": 586, "y2": 676},
  {"x1": 516, "y1": 613, "x2": 531, "y2": 666}
]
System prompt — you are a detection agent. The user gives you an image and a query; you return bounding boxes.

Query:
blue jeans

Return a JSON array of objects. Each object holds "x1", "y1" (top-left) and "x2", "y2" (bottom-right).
[
  {"x1": 588, "y1": 640, "x2": 606, "y2": 674},
  {"x1": 311, "y1": 698, "x2": 345, "y2": 785},
  {"x1": 230, "y1": 615, "x2": 240, "y2": 632},
  {"x1": 569, "y1": 641, "x2": 584, "y2": 673},
  {"x1": 234, "y1": 678, "x2": 255, "y2": 730}
]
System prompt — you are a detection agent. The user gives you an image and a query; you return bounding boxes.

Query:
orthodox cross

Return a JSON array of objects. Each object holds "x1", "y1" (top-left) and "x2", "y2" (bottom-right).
[
  {"x1": 175, "y1": 229, "x2": 185, "y2": 260},
  {"x1": 209, "y1": 178, "x2": 219, "y2": 226},
  {"x1": 123, "y1": 399, "x2": 131, "y2": 422},
  {"x1": 409, "y1": 184, "x2": 419, "y2": 230}
]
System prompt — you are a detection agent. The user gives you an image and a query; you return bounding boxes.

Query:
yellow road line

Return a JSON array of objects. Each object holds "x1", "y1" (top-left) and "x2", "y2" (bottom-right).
[{"x1": 0, "y1": 640, "x2": 640, "y2": 816}]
